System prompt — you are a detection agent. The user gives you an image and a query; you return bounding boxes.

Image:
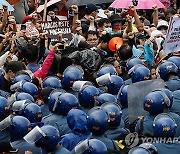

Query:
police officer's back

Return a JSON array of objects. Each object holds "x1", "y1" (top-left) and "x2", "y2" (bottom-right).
[{"x1": 60, "y1": 109, "x2": 91, "y2": 151}]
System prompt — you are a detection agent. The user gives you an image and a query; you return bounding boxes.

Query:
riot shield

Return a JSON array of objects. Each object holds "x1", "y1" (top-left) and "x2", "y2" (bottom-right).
[{"x1": 128, "y1": 79, "x2": 165, "y2": 124}]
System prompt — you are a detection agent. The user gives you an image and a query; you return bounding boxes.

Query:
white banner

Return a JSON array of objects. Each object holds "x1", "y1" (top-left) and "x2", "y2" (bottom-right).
[{"x1": 164, "y1": 15, "x2": 180, "y2": 54}]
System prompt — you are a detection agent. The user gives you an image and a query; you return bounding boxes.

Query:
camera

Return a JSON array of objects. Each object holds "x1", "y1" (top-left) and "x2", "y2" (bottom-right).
[{"x1": 51, "y1": 41, "x2": 65, "y2": 50}]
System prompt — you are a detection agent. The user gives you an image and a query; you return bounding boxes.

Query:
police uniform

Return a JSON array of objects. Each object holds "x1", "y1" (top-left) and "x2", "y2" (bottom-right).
[
  {"x1": 41, "y1": 145, "x2": 70, "y2": 154},
  {"x1": 40, "y1": 103, "x2": 50, "y2": 117},
  {"x1": 92, "y1": 135, "x2": 122, "y2": 153},
  {"x1": 121, "y1": 108, "x2": 129, "y2": 128},
  {"x1": 0, "y1": 130, "x2": 10, "y2": 141},
  {"x1": 60, "y1": 133, "x2": 92, "y2": 151},
  {"x1": 106, "y1": 126, "x2": 130, "y2": 140},
  {"x1": 42, "y1": 113, "x2": 71, "y2": 137},
  {"x1": 153, "y1": 142, "x2": 180, "y2": 154},
  {"x1": 165, "y1": 76, "x2": 180, "y2": 92},
  {"x1": 66, "y1": 89, "x2": 79, "y2": 99},
  {"x1": 170, "y1": 90, "x2": 180, "y2": 116},
  {"x1": 136, "y1": 112, "x2": 180, "y2": 137},
  {"x1": 11, "y1": 139, "x2": 41, "y2": 154},
  {"x1": 124, "y1": 78, "x2": 132, "y2": 85},
  {"x1": 54, "y1": 145, "x2": 71, "y2": 154}
]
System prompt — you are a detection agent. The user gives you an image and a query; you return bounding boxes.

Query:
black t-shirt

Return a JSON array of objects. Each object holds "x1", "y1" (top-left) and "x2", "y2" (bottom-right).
[{"x1": 0, "y1": 76, "x2": 12, "y2": 93}]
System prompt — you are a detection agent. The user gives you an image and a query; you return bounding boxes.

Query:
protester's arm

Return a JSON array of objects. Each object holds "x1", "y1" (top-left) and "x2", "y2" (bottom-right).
[
  {"x1": 123, "y1": 16, "x2": 133, "y2": 38},
  {"x1": 11, "y1": 18, "x2": 17, "y2": 32},
  {"x1": 89, "y1": 16, "x2": 96, "y2": 31},
  {"x1": 33, "y1": 43, "x2": 60, "y2": 79},
  {"x1": 0, "y1": 5, "x2": 8, "y2": 31},
  {"x1": 72, "y1": 5, "x2": 79, "y2": 27},
  {"x1": 152, "y1": 5, "x2": 158, "y2": 27},
  {"x1": 71, "y1": 5, "x2": 79, "y2": 34},
  {"x1": 129, "y1": 5, "x2": 142, "y2": 30},
  {"x1": 0, "y1": 51, "x2": 10, "y2": 67},
  {"x1": 0, "y1": 32, "x2": 11, "y2": 52},
  {"x1": 144, "y1": 26, "x2": 151, "y2": 37},
  {"x1": 127, "y1": 32, "x2": 136, "y2": 47}
]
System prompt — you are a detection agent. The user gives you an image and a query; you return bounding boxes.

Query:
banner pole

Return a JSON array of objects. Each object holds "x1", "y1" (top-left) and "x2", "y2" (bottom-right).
[{"x1": 43, "y1": 0, "x2": 48, "y2": 22}]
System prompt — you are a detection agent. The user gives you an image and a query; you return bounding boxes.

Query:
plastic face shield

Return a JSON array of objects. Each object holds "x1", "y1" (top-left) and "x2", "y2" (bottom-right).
[
  {"x1": 96, "y1": 73, "x2": 112, "y2": 86},
  {"x1": 72, "y1": 81, "x2": 93, "y2": 92},
  {"x1": 11, "y1": 100, "x2": 27, "y2": 112},
  {"x1": 23, "y1": 126, "x2": 46, "y2": 144},
  {"x1": 0, "y1": 115, "x2": 13, "y2": 131},
  {"x1": 74, "y1": 139, "x2": 90, "y2": 154},
  {"x1": 10, "y1": 81, "x2": 25, "y2": 92}
]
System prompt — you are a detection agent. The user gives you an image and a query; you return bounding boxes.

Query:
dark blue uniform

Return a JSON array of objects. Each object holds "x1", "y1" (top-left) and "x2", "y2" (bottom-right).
[
  {"x1": 124, "y1": 78, "x2": 132, "y2": 85},
  {"x1": 170, "y1": 90, "x2": 180, "y2": 116},
  {"x1": 121, "y1": 108, "x2": 129, "y2": 128},
  {"x1": 106, "y1": 126, "x2": 130, "y2": 140},
  {"x1": 40, "y1": 104, "x2": 50, "y2": 117},
  {"x1": 54, "y1": 145, "x2": 71, "y2": 154},
  {"x1": 11, "y1": 139, "x2": 41, "y2": 154},
  {"x1": 165, "y1": 76, "x2": 180, "y2": 92},
  {"x1": 42, "y1": 113, "x2": 71, "y2": 137},
  {"x1": 92, "y1": 135, "x2": 121, "y2": 152},
  {"x1": 153, "y1": 142, "x2": 180, "y2": 154},
  {"x1": 0, "y1": 130, "x2": 10, "y2": 141},
  {"x1": 41, "y1": 144, "x2": 70, "y2": 154}
]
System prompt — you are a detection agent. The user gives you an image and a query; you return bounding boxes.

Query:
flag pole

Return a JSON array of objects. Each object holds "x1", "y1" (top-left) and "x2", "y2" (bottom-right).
[{"x1": 43, "y1": 0, "x2": 48, "y2": 22}]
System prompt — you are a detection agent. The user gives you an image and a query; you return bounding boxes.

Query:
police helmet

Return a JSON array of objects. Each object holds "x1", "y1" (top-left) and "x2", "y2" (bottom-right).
[
  {"x1": 87, "y1": 107, "x2": 109, "y2": 135},
  {"x1": 42, "y1": 76, "x2": 62, "y2": 89},
  {"x1": 153, "y1": 113, "x2": 177, "y2": 137}
]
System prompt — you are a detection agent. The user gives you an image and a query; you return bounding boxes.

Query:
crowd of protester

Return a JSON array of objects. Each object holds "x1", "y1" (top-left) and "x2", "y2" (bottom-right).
[{"x1": 0, "y1": 0, "x2": 180, "y2": 153}]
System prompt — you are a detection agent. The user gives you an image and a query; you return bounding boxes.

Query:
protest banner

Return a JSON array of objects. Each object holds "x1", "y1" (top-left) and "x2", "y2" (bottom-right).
[
  {"x1": 41, "y1": 20, "x2": 71, "y2": 41},
  {"x1": 164, "y1": 15, "x2": 180, "y2": 54}
]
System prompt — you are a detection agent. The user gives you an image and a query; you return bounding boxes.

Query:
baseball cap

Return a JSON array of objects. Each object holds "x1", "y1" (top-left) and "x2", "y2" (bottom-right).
[
  {"x1": 157, "y1": 20, "x2": 168, "y2": 29},
  {"x1": 151, "y1": 30, "x2": 163, "y2": 37},
  {"x1": 85, "y1": 3, "x2": 98, "y2": 15},
  {"x1": 136, "y1": 33, "x2": 146, "y2": 39},
  {"x1": 22, "y1": 16, "x2": 33, "y2": 24},
  {"x1": 109, "y1": 14, "x2": 125, "y2": 23}
]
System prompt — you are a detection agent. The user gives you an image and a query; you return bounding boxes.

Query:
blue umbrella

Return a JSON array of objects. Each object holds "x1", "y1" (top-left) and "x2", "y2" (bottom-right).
[{"x1": 0, "y1": 0, "x2": 14, "y2": 12}]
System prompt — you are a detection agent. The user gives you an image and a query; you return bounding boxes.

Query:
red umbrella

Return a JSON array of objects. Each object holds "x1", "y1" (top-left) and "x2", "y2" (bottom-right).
[
  {"x1": 7, "y1": 0, "x2": 20, "y2": 5},
  {"x1": 110, "y1": 0, "x2": 165, "y2": 9}
]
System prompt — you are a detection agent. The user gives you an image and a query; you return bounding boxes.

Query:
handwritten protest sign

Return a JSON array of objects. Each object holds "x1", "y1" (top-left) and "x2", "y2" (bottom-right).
[
  {"x1": 41, "y1": 20, "x2": 71, "y2": 41},
  {"x1": 164, "y1": 16, "x2": 180, "y2": 54}
]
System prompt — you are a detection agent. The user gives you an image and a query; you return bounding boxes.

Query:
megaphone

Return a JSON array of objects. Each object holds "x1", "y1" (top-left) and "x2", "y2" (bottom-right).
[{"x1": 108, "y1": 37, "x2": 123, "y2": 52}]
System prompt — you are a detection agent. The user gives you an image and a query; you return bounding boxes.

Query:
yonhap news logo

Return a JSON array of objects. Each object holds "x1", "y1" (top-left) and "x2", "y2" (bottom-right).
[{"x1": 125, "y1": 132, "x2": 180, "y2": 148}]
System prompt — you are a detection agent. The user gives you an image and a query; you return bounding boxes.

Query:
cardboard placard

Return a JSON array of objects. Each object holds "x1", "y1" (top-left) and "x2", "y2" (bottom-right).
[
  {"x1": 164, "y1": 16, "x2": 180, "y2": 54},
  {"x1": 41, "y1": 20, "x2": 71, "y2": 41}
]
